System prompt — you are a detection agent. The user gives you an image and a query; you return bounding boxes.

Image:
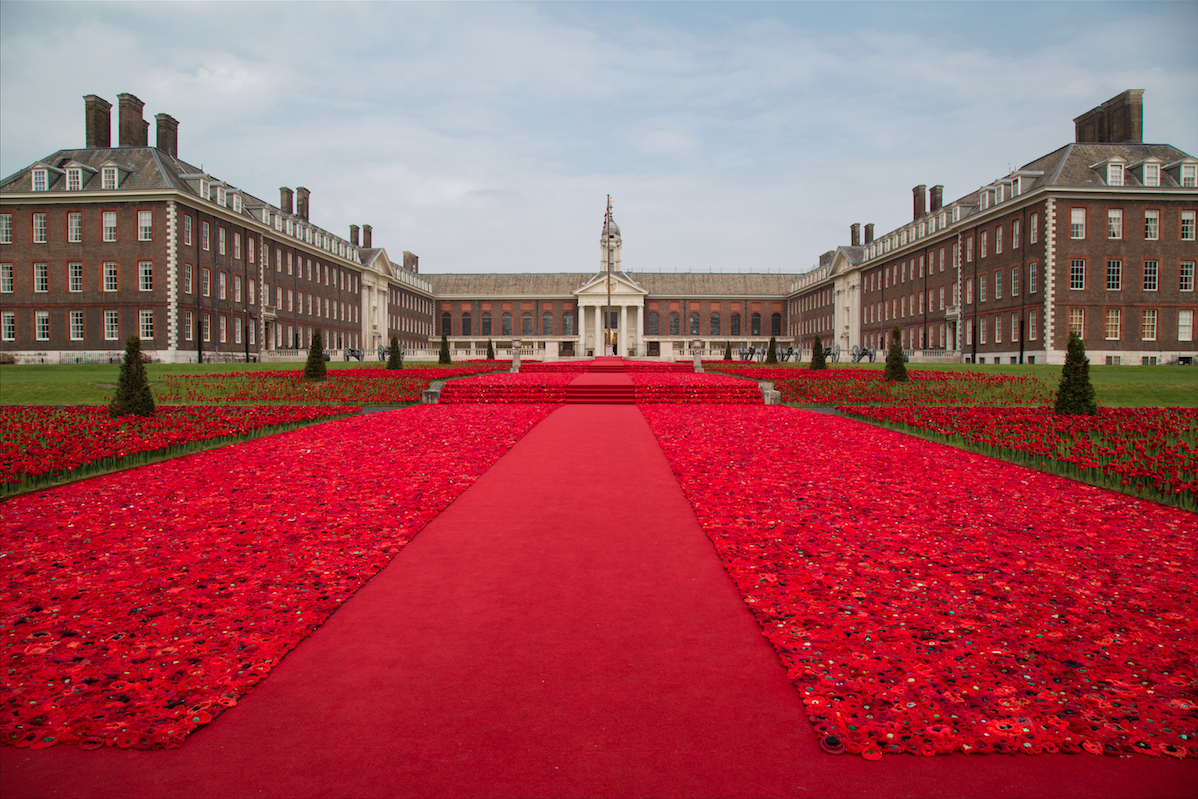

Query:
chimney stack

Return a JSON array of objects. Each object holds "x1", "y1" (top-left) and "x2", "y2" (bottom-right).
[
  {"x1": 117, "y1": 93, "x2": 147, "y2": 147},
  {"x1": 930, "y1": 185, "x2": 944, "y2": 213},
  {"x1": 362, "y1": 224, "x2": 372, "y2": 248},
  {"x1": 296, "y1": 187, "x2": 310, "y2": 222},
  {"x1": 84, "y1": 95, "x2": 112, "y2": 148},
  {"x1": 280, "y1": 187, "x2": 294, "y2": 216},
  {"x1": 350, "y1": 225, "x2": 360, "y2": 247},
  {"x1": 155, "y1": 113, "x2": 179, "y2": 158},
  {"x1": 864, "y1": 223, "x2": 875, "y2": 244},
  {"x1": 912, "y1": 184, "x2": 927, "y2": 221},
  {"x1": 850, "y1": 223, "x2": 861, "y2": 247},
  {"x1": 404, "y1": 251, "x2": 419, "y2": 273},
  {"x1": 1074, "y1": 89, "x2": 1144, "y2": 143}
]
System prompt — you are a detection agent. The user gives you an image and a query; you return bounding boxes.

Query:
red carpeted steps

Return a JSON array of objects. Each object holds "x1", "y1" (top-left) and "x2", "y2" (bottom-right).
[{"x1": 564, "y1": 360, "x2": 635, "y2": 403}]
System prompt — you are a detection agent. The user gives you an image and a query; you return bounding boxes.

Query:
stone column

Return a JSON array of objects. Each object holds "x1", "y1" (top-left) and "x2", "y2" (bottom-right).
[
  {"x1": 618, "y1": 304, "x2": 627, "y2": 357},
  {"x1": 577, "y1": 302, "x2": 587, "y2": 357},
  {"x1": 636, "y1": 305, "x2": 644, "y2": 356}
]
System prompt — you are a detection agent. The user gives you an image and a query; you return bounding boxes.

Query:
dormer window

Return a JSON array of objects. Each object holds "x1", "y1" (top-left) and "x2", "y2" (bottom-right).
[
  {"x1": 1011, "y1": 177, "x2": 1022, "y2": 197},
  {"x1": 66, "y1": 168, "x2": 82, "y2": 191},
  {"x1": 232, "y1": 193, "x2": 242, "y2": 213},
  {"x1": 980, "y1": 191, "x2": 989, "y2": 210},
  {"x1": 102, "y1": 167, "x2": 118, "y2": 189},
  {"x1": 952, "y1": 206, "x2": 961, "y2": 223},
  {"x1": 1182, "y1": 164, "x2": 1197, "y2": 187},
  {"x1": 274, "y1": 214, "x2": 282, "y2": 232},
  {"x1": 1144, "y1": 163, "x2": 1160, "y2": 187},
  {"x1": 1107, "y1": 163, "x2": 1124, "y2": 186},
  {"x1": 917, "y1": 222, "x2": 925, "y2": 238},
  {"x1": 199, "y1": 179, "x2": 209, "y2": 200},
  {"x1": 939, "y1": 211, "x2": 947, "y2": 229},
  {"x1": 286, "y1": 219, "x2": 294, "y2": 236},
  {"x1": 216, "y1": 186, "x2": 226, "y2": 206},
  {"x1": 31, "y1": 169, "x2": 48, "y2": 191}
]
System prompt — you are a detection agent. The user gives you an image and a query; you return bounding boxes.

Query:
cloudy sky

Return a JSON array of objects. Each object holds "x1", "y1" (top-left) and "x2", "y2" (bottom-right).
[{"x1": 2, "y1": 1, "x2": 1195, "y2": 274}]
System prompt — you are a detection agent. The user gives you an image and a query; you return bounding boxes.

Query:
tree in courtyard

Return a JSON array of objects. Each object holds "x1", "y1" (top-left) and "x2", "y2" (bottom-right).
[
  {"x1": 884, "y1": 325, "x2": 908, "y2": 382},
  {"x1": 386, "y1": 334, "x2": 403, "y2": 370},
  {"x1": 486, "y1": 339, "x2": 495, "y2": 360},
  {"x1": 1055, "y1": 332, "x2": 1098, "y2": 415},
  {"x1": 723, "y1": 341, "x2": 732, "y2": 360},
  {"x1": 810, "y1": 335, "x2": 827, "y2": 370},
  {"x1": 438, "y1": 332, "x2": 452, "y2": 364},
  {"x1": 765, "y1": 336, "x2": 778, "y2": 364},
  {"x1": 109, "y1": 334, "x2": 156, "y2": 418},
  {"x1": 304, "y1": 329, "x2": 327, "y2": 380}
]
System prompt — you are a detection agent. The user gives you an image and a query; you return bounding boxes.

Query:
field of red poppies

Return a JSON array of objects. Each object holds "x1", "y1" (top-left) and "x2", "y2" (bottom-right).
[
  {"x1": 839, "y1": 405, "x2": 1198, "y2": 511},
  {"x1": 0, "y1": 405, "x2": 359, "y2": 496},
  {"x1": 630, "y1": 372, "x2": 761, "y2": 403},
  {"x1": 438, "y1": 372, "x2": 574, "y2": 403},
  {"x1": 158, "y1": 364, "x2": 510, "y2": 405},
  {"x1": 706, "y1": 365, "x2": 1053, "y2": 406},
  {"x1": 0, "y1": 404, "x2": 558, "y2": 750},
  {"x1": 641, "y1": 405, "x2": 1197, "y2": 760}
]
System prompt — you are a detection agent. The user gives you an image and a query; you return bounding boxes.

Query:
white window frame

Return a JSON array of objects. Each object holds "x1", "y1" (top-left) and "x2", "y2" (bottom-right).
[
  {"x1": 69, "y1": 310, "x2": 84, "y2": 341},
  {"x1": 1070, "y1": 208, "x2": 1086, "y2": 239},
  {"x1": 1144, "y1": 163, "x2": 1160, "y2": 187},
  {"x1": 105, "y1": 310, "x2": 120, "y2": 341},
  {"x1": 139, "y1": 261, "x2": 153, "y2": 292},
  {"x1": 138, "y1": 210, "x2": 153, "y2": 241},
  {"x1": 1181, "y1": 210, "x2": 1196, "y2": 241},
  {"x1": 35, "y1": 310, "x2": 49, "y2": 341},
  {"x1": 1070, "y1": 259, "x2": 1086, "y2": 291},
  {"x1": 0, "y1": 214, "x2": 11, "y2": 244},
  {"x1": 1107, "y1": 163, "x2": 1123, "y2": 186},
  {"x1": 69, "y1": 262, "x2": 83, "y2": 293},
  {"x1": 1181, "y1": 261, "x2": 1195, "y2": 293},
  {"x1": 34, "y1": 262, "x2": 48, "y2": 293},
  {"x1": 66, "y1": 168, "x2": 82, "y2": 191},
  {"x1": 1143, "y1": 260, "x2": 1158, "y2": 292},
  {"x1": 32, "y1": 169, "x2": 48, "y2": 192},
  {"x1": 33, "y1": 213, "x2": 47, "y2": 243},
  {"x1": 1145, "y1": 210, "x2": 1159, "y2": 240},
  {"x1": 1179, "y1": 309, "x2": 1193, "y2": 342},
  {"x1": 1107, "y1": 260, "x2": 1122, "y2": 291},
  {"x1": 68, "y1": 212, "x2": 82, "y2": 243},
  {"x1": 2, "y1": 310, "x2": 16, "y2": 341},
  {"x1": 103, "y1": 211, "x2": 117, "y2": 242},
  {"x1": 1108, "y1": 209, "x2": 1122, "y2": 239},
  {"x1": 104, "y1": 262, "x2": 118, "y2": 292},
  {"x1": 0, "y1": 263, "x2": 12, "y2": 293},
  {"x1": 102, "y1": 167, "x2": 117, "y2": 190},
  {"x1": 1030, "y1": 212, "x2": 1038, "y2": 244},
  {"x1": 1105, "y1": 309, "x2": 1120, "y2": 341},
  {"x1": 1141, "y1": 309, "x2": 1157, "y2": 341},
  {"x1": 139, "y1": 309, "x2": 154, "y2": 340},
  {"x1": 1069, "y1": 308, "x2": 1085, "y2": 338}
]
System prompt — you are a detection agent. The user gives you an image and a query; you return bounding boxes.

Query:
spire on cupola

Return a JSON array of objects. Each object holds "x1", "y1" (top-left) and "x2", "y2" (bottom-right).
[{"x1": 600, "y1": 195, "x2": 622, "y2": 273}]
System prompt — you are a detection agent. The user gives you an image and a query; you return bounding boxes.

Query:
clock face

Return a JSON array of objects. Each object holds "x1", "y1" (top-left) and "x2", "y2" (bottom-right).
[{"x1": 608, "y1": 278, "x2": 617, "y2": 291}]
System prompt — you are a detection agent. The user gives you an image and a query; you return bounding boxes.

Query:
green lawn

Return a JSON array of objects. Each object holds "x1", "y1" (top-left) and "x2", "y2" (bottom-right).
[
  {"x1": 0, "y1": 360, "x2": 445, "y2": 406},
  {"x1": 2, "y1": 359, "x2": 1195, "y2": 407}
]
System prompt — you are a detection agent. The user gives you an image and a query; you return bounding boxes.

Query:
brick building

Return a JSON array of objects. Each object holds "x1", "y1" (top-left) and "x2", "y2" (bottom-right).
[{"x1": 0, "y1": 93, "x2": 434, "y2": 363}]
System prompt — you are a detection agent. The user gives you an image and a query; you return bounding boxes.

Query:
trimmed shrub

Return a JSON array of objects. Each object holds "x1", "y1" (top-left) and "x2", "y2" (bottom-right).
[
  {"x1": 486, "y1": 339, "x2": 495, "y2": 360},
  {"x1": 810, "y1": 335, "x2": 827, "y2": 370},
  {"x1": 438, "y1": 332, "x2": 451, "y2": 364},
  {"x1": 386, "y1": 334, "x2": 402, "y2": 370},
  {"x1": 304, "y1": 329, "x2": 327, "y2": 380},
  {"x1": 765, "y1": 336, "x2": 778, "y2": 364},
  {"x1": 1055, "y1": 332, "x2": 1098, "y2": 415},
  {"x1": 884, "y1": 325, "x2": 908, "y2": 382},
  {"x1": 109, "y1": 334, "x2": 156, "y2": 417},
  {"x1": 723, "y1": 341, "x2": 732, "y2": 360}
]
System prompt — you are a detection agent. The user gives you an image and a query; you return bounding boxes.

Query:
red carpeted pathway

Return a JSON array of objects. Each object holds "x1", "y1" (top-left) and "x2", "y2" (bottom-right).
[
  {"x1": 564, "y1": 357, "x2": 636, "y2": 404},
  {"x1": 2, "y1": 403, "x2": 1194, "y2": 798}
]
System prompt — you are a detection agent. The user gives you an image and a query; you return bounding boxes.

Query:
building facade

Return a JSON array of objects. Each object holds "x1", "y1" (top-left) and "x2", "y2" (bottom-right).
[{"x1": 2, "y1": 90, "x2": 1194, "y2": 365}]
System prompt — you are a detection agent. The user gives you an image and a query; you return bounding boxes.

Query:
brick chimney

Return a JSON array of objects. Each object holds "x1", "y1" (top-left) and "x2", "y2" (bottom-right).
[
  {"x1": 912, "y1": 184, "x2": 927, "y2": 221},
  {"x1": 930, "y1": 185, "x2": 944, "y2": 213},
  {"x1": 350, "y1": 224, "x2": 360, "y2": 247},
  {"x1": 117, "y1": 93, "x2": 146, "y2": 147},
  {"x1": 850, "y1": 223, "x2": 861, "y2": 247},
  {"x1": 84, "y1": 95, "x2": 112, "y2": 148},
  {"x1": 864, "y1": 224, "x2": 875, "y2": 245},
  {"x1": 1074, "y1": 89, "x2": 1144, "y2": 143},
  {"x1": 362, "y1": 224, "x2": 372, "y2": 248},
  {"x1": 280, "y1": 187, "x2": 294, "y2": 216},
  {"x1": 155, "y1": 113, "x2": 179, "y2": 158},
  {"x1": 404, "y1": 251, "x2": 419, "y2": 273},
  {"x1": 296, "y1": 187, "x2": 310, "y2": 221}
]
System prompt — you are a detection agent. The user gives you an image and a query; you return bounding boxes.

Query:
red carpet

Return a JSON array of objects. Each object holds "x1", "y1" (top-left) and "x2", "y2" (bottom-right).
[
  {"x1": 564, "y1": 369, "x2": 635, "y2": 404},
  {"x1": 2, "y1": 405, "x2": 1194, "y2": 797}
]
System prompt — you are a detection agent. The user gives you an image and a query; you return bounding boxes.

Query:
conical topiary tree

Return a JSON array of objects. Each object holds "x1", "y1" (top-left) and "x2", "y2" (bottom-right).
[
  {"x1": 765, "y1": 336, "x2": 778, "y2": 364},
  {"x1": 884, "y1": 325, "x2": 908, "y2": 382},
  {"x1": 304, "y1": 329, "x2": 327, "y2": 380},
  {"x1": 109, "y1": 334, "x2": 156, "y2": 417},
  {"x1": 486, "y1": 339, "x2": 495, "y2": 360},
  {"x1": 386, "y1": 334, "x2": 402, "y2": 370},
  {"x1": 438, "y1": 332, "x2": 451, "y2": 364},
  {"x1": 1055, "y1": 332, "x2": 1097, "y2": 415},
  {"x1": 810, "y1": 335, "x2": 827, "y2": 370},
  {"x1": 723, "y1": 341, "x2": 732, "y2": 360}
]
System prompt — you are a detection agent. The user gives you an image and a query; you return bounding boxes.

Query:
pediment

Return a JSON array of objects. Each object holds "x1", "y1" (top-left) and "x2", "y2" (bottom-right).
[{"x1": 575, "y1": 272, "x2": 647, "y2": 297}]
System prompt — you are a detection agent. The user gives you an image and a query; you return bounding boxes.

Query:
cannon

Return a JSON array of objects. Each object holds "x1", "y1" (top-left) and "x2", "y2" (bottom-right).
[{"x1": 343, "y1": 347, "x2": 365, "y2": 362}]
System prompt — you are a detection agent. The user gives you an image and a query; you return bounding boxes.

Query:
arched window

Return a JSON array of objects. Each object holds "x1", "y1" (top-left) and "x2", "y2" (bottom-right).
[
  {"x1": 751, "y1": 312, "x2": 761, "y2": 335},
  {"x1": 668, "y1": 312, "x2": 680, "y2": 335},
  {"x1": 771, "y1": 313, "x2": 781, "y2": 336},
  {"x1": 648, "y1": 312, "x2": 659, "y2": 335},
  {"x1": 441, "y1": 311, "x2": 452, "y2": 335},
  {"x1": 461, "y1": 312, "x2": 472, "y2": 337},
  {"x1": 730, "y1": 312, "x2": 741, "y2": 336},
  {"x1": 542, "y1": 311, "x2": 553, "y2": 336},
  {"x1": 689, "y1": 312, "x2": 700, "y2": 335},
  {"x1": 501, "y1": 312, "x2": 512, "y2": 336},
  {"x1": 710, "y1": 313, "x2": 721, "y2": 336},
  {"x1": 563, "y1": 312, "x2": 574, "y2": 335},
  {"x1": 481, "y1": 311, "x2": 492, "y2": 336},
  {"x1": 522, "y1": 312, "x2": 533, "y2": 335}
]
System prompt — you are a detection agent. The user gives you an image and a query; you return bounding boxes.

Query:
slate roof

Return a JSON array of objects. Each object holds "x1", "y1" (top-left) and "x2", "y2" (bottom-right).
[
  {"x1": 425, "y1": 271, "x2": 801, "y2": 298},
  {"x1": 1, "y1": 147, "x2": 203, "y2": 193},
  {"x1": 1020, "y1": 142, "x2": 1195, "y2": 189}
]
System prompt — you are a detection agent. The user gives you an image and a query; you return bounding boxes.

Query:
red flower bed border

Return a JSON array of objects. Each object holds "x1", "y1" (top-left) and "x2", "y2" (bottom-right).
[
  {"x1": 1, "y1": 405, "x2": 558, "y2": 750},
  {"x1": 641, "y1": 405, "x2": 1198, "y2": 760},
  {"x1": 1, "y1": 405, "x2": 360, "y2": 494}
]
